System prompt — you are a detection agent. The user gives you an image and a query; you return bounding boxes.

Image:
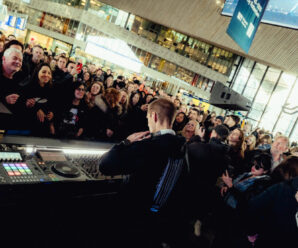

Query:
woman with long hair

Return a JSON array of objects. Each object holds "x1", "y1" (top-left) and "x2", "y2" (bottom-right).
[
  {"x1": 85, "y1": 88, "x2": 121, "y2": 140},
  {"x1": 173, "y1": 112, "x2": 188, "y2": 133},
  {"x1": 85, "y1": 82, "x2": 104, "y2": 109},
  {"x1": 245, "y1": 135, "x2": 257, "y2": 152},
  {"x1": 82, "y1": 71, "x2": 92, "y2": 87},
  {"x1": 104, "y1": 75, "x2": 114, "y2": 90},
  {"x1": 128, "y1": 91, "x2": 141, "y2": 109},
  {"x1": 22, "y1": 63, "x2": 54, "y2": 136},
  {"x1": 179, "y1": 120, "x2": 199, "y2": 142},
  {"x1": 227, "y1": 128, "x2": 245, "y2": 177}
]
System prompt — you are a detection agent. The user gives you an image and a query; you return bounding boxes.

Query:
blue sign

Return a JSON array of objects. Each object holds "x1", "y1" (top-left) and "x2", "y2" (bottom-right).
[
  {"x1": 182, "y1": 92, "x2": 209, "y2": 103},
  {"x1": 227, "y1": 0, "x2": 269, "y2": 53},
  {"x1": 15, "y1": 17, "x2": 26, "y2": 30},
  {"x1": 6, "y1": 15, "x2": 16, "y2": 27},
  {"x1": 223, "y1": 0, "x2": 298, "y2": 30}
]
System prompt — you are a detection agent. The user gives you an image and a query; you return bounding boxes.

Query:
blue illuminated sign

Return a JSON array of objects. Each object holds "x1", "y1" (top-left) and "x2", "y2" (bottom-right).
[
  {"x1": 226, "y1": 0, "x2": 269, "y2": 53},
  {"x1": 223, "y1": 0, "x2": 298, "y2": 30},
  {"x1": 15, "y1": 17, "x2": 26, "y2": 30},
  {"x1": 6, "y1": 15, "x2": 16, "y2": 27}
]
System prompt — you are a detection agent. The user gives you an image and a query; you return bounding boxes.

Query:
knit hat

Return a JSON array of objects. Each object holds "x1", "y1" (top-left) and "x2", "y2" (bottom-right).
[{"x1": 213, "y1": 125, "x2": 229, "y2": 141}]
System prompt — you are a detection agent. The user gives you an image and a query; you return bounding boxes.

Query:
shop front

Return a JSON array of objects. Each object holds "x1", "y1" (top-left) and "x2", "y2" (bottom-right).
[{"x1": 25, "y1": 30, "x2": 72, "y2": 55}]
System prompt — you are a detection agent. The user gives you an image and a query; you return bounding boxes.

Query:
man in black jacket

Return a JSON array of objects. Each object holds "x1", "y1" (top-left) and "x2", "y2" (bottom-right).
[
  {"x1": 187, "y1": 124, "x2": 231, "y2": 218},
  {"x1": 23, "y1": 45, "x2": 44, "y2": 77},
  {"x1": 0, "y1": 47, "x2": 23, "y2": 129},
  {"x1": 52, "y1": 55, "x2": 68, "y2": 85},
  {"x1": 98, "y1": 98, "x2": 186, "y2": 247}
]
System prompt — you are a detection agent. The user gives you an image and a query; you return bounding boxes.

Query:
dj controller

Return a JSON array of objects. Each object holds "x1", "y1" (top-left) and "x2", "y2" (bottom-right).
[
  {"x1": 0, "y1": 136, "x2": 126, "y2": 207},
  {"x1": 0, "y1": 137, "x2": 121, "y2": 185},
  {"x1": 0, "y1": 136, "x2": 128, "y2": 247}
]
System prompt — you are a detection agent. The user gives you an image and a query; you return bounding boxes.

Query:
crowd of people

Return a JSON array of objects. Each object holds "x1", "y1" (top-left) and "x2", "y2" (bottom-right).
[
  {"x1": 1, "y1": 35, "x2": 298, "y2": 248},
  {"x1": 97, "y1": 96, "x2": 298, "y2": 248}
]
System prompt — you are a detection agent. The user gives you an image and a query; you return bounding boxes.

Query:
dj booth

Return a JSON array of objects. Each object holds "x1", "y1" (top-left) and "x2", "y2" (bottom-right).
[{"x1": 0, "y1": 135, "x2": 124, "y2": 247}]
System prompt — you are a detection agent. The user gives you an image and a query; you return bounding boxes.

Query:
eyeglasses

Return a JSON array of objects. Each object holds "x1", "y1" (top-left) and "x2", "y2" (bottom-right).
[{"x1": 76, "y1": 88, "x2": 85, "y2": 92}]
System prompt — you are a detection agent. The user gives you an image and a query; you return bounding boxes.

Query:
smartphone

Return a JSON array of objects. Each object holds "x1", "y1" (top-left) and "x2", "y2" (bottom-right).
[{"x1": 76, "y1": 63, "x2": 83, "y2": 73}]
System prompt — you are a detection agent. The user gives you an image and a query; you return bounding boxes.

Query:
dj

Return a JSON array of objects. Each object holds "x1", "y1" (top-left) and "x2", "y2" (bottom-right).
[{"x1": 98, "y1": 98, "x2": 186, "y2": 247}]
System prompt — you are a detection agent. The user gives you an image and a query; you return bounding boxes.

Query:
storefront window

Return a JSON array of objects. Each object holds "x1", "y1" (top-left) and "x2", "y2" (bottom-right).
[
  {"x1": 45, "y1": 0, "x2": 84, "y2": 8},
  {"x1": 161, "y1": 61, "x2": 177, "y2": 76},
  {"x1": 149, "y1": 55, "x2": 161, "y2": 70},
  {"x1": 26, "y1": 30, "x2": 54, "y2": 50},
  {"x1": 175, "y1": 67, "x2": 194, "y2": 84}
]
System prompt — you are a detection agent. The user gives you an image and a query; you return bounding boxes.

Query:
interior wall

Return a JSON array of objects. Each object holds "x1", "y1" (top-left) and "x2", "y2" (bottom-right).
[{"x1": 101, "y1": 0, "x2": 298, "y2": 75}]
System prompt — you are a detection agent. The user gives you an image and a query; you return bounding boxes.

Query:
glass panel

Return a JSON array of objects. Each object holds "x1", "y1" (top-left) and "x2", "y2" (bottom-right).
[
  {"x1": 274, "y1": 113, "x2": 297, "y2": 136},
  {"x1": 290, "y1": 122, "x2": 298, "y2": 143},
  {"x1": 243, "y1": 63, "x2": 267, "y2": 101},
  {"x1": 273, "y1": 76, "x2": 298, "y2": 135},
  {"x1": 259, "y1": 72, "x2": 296, "y2": 132},
  {"x1": 248, "y1": 67, "x2": 281, "y2": 122},
  {"x1": 232, "y1": 58, "x2": 254, "y2": 94}
]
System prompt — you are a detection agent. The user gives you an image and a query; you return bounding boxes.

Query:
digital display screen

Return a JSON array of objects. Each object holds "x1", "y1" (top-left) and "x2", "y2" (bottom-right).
[
  {"x1": 3, "y1": 163, "x2": 32, "y2": 176},
  {"x1": 0, "y1": 152, "x2": 22, "y2": 161},
  {"x1": 38, "y1": 151, "x2": 67, "y2": 162},
  {"x1": 222, "y1": 0, "x2": 298, "y2": 29}
]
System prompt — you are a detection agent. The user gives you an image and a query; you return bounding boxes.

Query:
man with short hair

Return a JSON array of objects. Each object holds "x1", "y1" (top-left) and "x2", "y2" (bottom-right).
[
  {"x1": 270, "y1": 135, "x2": 289, "y2": 171},
  {"x1": 22, "y1": 45, "x2": 44, "y2": 77},
  {"x1": 0, "y1": 48, "x2": 23, "y2": 106},
  {"x1": 52, "y1": 55, "x2": 68, "y2": 84},
  {"x1": 188, "y1": 108, "x2": 200, "y2": 121},
  {"x1": 98, "y1": 98, "x2": 186, "y2": 247},
  {"x1": 66, "y1": 60, "x2": 77, "y2": 75}
]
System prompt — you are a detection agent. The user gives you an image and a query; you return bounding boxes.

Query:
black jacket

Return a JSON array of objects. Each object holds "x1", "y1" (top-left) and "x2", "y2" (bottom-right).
[
  {"x1": 85, "y1": 95, "x2": 121, "y2": 140},
  {"x1": 187, "y1": 137, "x2": 231, "y2": 217},
  {"x1": 247, "y1": 177, "x2": 298, "y2": 248},
  {"x1": 52, "y1": 66, "x2": 67, "y2": 85},
  {"x1": 99, "y1": 134, "x2": 186, "y2": 215}
]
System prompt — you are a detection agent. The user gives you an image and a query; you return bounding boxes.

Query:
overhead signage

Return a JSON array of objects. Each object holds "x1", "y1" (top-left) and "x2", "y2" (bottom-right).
[
  {"x1": 6, "y1": 15, "x2": 16, "y2": 27},
  {"x1": 4, "y1": 13, "x2": 27, "y2": 30},
  {"x1": 226, "y1": 0, "x2": 270, "y2": 53},
  {"x1": 222, "y1": 0, "x2": 298, "y2": 30},
  {"x1": 15, "y1": 17, "x2": 26, "y2": 30}
]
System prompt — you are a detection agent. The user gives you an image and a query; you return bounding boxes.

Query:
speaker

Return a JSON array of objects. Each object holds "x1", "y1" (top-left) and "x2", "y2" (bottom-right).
[{"x1": 209, "y1": 82, "x2": 252, "y2": 111}]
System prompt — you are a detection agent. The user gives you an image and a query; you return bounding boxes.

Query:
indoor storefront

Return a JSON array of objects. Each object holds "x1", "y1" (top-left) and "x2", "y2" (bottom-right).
[{"x1": 25, "y1": 30, "x2": 72, "y2": 54}]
